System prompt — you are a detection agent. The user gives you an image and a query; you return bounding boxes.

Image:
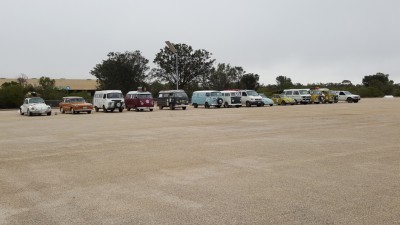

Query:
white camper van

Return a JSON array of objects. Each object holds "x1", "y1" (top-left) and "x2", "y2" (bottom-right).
[{"x1": 93, "y1": 90, "x2": 125, "y2": 112}]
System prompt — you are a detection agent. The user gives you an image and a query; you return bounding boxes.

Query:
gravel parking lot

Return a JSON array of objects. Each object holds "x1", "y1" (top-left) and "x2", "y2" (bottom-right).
[{"x1": 1, "y1": 98, "x2": 399, "y2": 225}]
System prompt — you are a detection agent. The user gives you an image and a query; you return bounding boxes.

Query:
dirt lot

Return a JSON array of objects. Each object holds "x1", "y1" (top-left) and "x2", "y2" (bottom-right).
[{"x1": 1, "y1": 98, "x2": 399, "y2": 225}]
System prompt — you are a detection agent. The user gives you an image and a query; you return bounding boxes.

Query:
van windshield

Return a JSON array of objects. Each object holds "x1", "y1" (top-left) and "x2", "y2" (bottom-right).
[
  {"x1": 175, "y1": 92, "x2": 188, "y2": 98},
  {"x1": 138, "y1": 94, "x2": 152, "y2": 98},
  {"x1": 247, "y1": 91, "x2": 258, "y2": 96},
  {"x1": 107, "y1": 93, "x2": 123, "y2": 98},
  {"x1": 299, "y1": 90, "x2": 309, "y2": 95}
]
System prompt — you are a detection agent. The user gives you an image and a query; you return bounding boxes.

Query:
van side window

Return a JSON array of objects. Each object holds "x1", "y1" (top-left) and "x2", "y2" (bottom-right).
[
  {"x1": 103, "y1": 94, "x2": 106, "y2": 99},
  {"x1": 286, "y1": 91, "x2": 293, "y2": 95},
  {"x1": 242, "y1": 92, "x2": 247, "y2": 96},
  {"x1": 206, "y1": 93, "x2": 210, "y2": 97},
  {"x1": 293, "y1": 91, "x2": 299, "y2": 95}
]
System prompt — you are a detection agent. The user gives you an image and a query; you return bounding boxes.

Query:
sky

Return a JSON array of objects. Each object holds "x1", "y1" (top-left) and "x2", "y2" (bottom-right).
[{"x1": 1, "y1": 0, "x2": 399, "y2": 85}]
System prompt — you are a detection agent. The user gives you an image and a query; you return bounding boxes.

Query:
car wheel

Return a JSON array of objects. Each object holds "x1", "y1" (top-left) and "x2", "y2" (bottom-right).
[
  {"x1": 347, "y1": 97, "x2": 353, "y2": 103},
  {"x1": 159, "y1": 105, "x2": 163, "y2": 110},
  {"x1": 103, "y1": 106, "x2": 107, "y2": 113},
  {"x1": 269, "y1": 104, "x2": 273, "y2": 107},
  {"x1": 95, "y1": 106, "x2": 99, "y2": 112},
  {"x1": 319, "y1": 96, "x2": 325, "y2": 103},
  {"x1": 169, "y1": 104, "x2": 175, "y2": 110},
  {"x1": 353, "y1": 100, "x2": 359, "y2": 103},
  {"x1": 20, "y1": 109, "x2": 24, "y2": 115},
  {"x1": 193, "y1": 103, "x2": 198, "y2": 108},
  {"x1": 61, "y1": 108, "x2": 65, "y2": 114},
  {"x1": 87, "y1": 111, "x2": 92, "y2": 114},
  {"x1": 27, "y1": 109, "x2": 32, "y2": 116},
  {"x1": 150, "y1": 109, "x2": 153, "y2": 112},
  {"x1": 216, "y1": 105, "x2": 221, "y2": 108},
  {"x1": 246, "y1": 101, "x2": 251, "y2": 107},
  {"x1": 47, "y1": 112, "x2": 51, "y2": 116},
  {"x1": 205, "y1": 102, "x2": 210, "y2": 108},
  {"x1": 182, "y1": 107, "x2": 186, "y2": 110},
  {"x1": 119, "y1": 107, "x2": 123, "y2": 112}
]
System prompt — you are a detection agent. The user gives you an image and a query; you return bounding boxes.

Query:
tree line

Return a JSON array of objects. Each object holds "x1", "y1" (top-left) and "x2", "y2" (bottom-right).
[{"x1": 1, "y1": 43, "x2": 399, "y2": 108}]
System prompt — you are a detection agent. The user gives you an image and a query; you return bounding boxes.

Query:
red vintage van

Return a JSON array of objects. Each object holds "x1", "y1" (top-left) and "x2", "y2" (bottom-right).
[{"x1": 125, "y1": 90, "x2": 154, "y2": 111}]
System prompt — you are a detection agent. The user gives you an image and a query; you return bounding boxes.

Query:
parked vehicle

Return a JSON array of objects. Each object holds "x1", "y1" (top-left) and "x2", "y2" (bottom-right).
[
  {"x1": 93, "y1": 90, "x2": 125, "y2": 112},
  {"x1": 157, "y1": 90, "x2": 189, "y2": 110},
  {"x1": 332, "y1": 91, "x2": 361, "y2": 103},
  {"x1": 240, "y1": 90, "x2": 263, "y2": 107},
  {"x1": 318, "y1": 88, "x2": 338, "y2": 103},
  {"x1": 220, "y1": 90, "x2": 242, "y2": 108},
  {"x1": 59, "y1": 96, "x2": 93, "y2": 114},
  {"x1": 192, "y1": 90, "x2": 224, "y2": 108},
  {"x1": 125, "y1": 90, "x2": 154, "y2": 112},
  {"x1": 271, "y1": 94, "x2": 296, "y2": 105},
  {"x1": 310, "y1": 90, "x2": 326, "y2": 104},
  {"x1": 283, "y1": 89, "x2": 311, "y2": 104},
  {"x1": 259, "y1": 94, "x2": 274, "y2": 107},
  {"x1": 20, "y1": 97, "x2": 52, "y2": 116}
]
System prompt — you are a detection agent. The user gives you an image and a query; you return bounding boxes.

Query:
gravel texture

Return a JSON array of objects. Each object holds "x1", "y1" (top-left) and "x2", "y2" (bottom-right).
[{"x1": 1, "y1": 98, "x2": 399, "y2": 225}]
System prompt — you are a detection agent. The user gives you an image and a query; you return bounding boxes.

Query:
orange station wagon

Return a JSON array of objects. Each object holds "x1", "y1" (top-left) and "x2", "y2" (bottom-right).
[{"x1": 59, "y1": 96, "x2": 93, "y2": 114}]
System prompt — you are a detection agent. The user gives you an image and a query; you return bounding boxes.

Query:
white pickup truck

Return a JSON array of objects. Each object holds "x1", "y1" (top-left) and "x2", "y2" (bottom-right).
[{"x1": 333, "y1": 91, "x2": 361, "y2": 103}]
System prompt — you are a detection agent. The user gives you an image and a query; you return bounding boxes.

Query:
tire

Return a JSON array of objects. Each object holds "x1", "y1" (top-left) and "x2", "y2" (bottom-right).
[
  {"x1": 347, "y1": 98, "x2": 353, "y2": 103},
  {"x1": 235, "y1": 105, "x2": 240, "y2": 108},
  {"x1": 319, "y1": 96, "x2": 325, "y2": 104},
  {"x1": 103, "y1": 106, "x2": 107, "y2": 113},
  {"x1": 217, "y1": 98, "x2": 223, "y2": 105},
  {"x1": 119, "y1": 107, "x2": 123, "y2": 112},
  {"x1": 216, "y1": 105, "x2": 221, "y2": 108},
  {"x1": 353, "y1": 100, "x2": 359, "y2": 103},
  {"x1": 127, "y1": 107, "x2": 131, "y2": 111},
  {"x1": 110, "y1": 109, "x2": 115, "y2": 112},
  {"x1": 205, "y1": 102, "x2": 210, "y2": 108},
  {"x1": 61, "y1": 108, "x2": 65, "y2": 114},
  {"x1": 169, "y1": 104, "x2": 175, "y2": 110},
  {"x1": 193, "y1": 103, "x2": 198, "y2": 108},
  {"x1": 269, "y1": 104, "x2": 273, "y2": 107},
  {"x1": 246, "y1": 101, "x2": 251, "y2": 107},
  {"x1": 182, "y1": 107, "x2": 186, "y2": 110},
  {"x1": 159, "y1": 105, "x2": 163, "y2": 110},
  {"x1": 27, "y1": 109, "x2": 32, "y2": 116},
  {"x1": 20, "y1": 109, "x2": 24, "y2": 115},
  {"x1": 224, "y1": 102, "x2": 229, "y2": 108},
  {"x1": 87, "y1": 111, "x2": 92, "y2": 114},
  {"x1": 71, "y1": 108, "x2": 76, "y2": 114},
  {"x1": 47, "y1": 112, "x2": 51, "y2": 116},
  {"x1": 95, "y1": 106, "x2": 99, "y2": 112},
  {"x1": 150, "y1": 109, "x2": 153, "y2": 112},
  {"x1": 281, "y1": 101, "x2": 286, "y2": 106},
  {"x1": 295, "y1": 100, "x2": 298, "y2": 104}
]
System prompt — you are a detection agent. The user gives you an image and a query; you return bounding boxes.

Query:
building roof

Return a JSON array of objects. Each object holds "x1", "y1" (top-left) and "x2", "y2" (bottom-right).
[{"x1": 0, "y1": 78, "x2": 97, "y2": 91}]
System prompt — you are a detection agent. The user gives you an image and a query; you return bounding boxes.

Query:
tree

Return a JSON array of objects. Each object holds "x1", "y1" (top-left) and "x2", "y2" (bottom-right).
[
  {"x1": 208, "y1": 63, "x2": 243, "y2": 90},
  {"x1": 152, "y1": 43, "x2": 215, "y2": 90},
  {"x1": 39, "y1": 76, "x2": 55, "y2": 89},
  {"x1": 240, "y1": 73, "x2": 260, "y2": 90},
  {"x1": 91, "y1": 51, "x2": 149, "y2": 94},
  {"x1": 0, "y1": 82, "x2": 25, "y2": 108},
  {"x1": 17, "y1": 73, "x2": 29, "y2": 86},
  {"x1": 276, "y1": 75, "x2": 293, "y2": 90},
  {"x1": 362, "y1": 72, "x2": 394, "y2": 96}
]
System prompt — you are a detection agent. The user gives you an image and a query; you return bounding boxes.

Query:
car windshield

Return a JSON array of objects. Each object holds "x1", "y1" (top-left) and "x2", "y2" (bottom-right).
[
  {"x1": 175, "y1": 92, "x2": 188, "y2": 98},
  {"x1": 259, "y1": 94, "x2": 266, "y2": 98},
  {"x1": 247, "y1": 91, "x2": 258, "y2": 96},
  {"x1": 138, "y1": 94, "x2": 152, "y2": 98},
  {"x1": 211, "y1": 92, "x2": 222, "y2": 97},
  {"x1": 299, "y1": 90, "x2": 309, "y2": 95},
  {"x1": 107, "y1": 93, "x2": 123, "y2": 98},
  {"x1": 29, "y1": 98, "x2": 45, "y2": 104},
  {"x1": 70, "y1": 98, "x2": 85, "y2": 102}
]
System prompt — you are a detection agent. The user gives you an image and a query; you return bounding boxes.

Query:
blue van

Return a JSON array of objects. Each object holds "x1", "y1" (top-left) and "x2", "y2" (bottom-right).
[{"x1": 191, "y1": 90, "x2": 223, "y2": 108}]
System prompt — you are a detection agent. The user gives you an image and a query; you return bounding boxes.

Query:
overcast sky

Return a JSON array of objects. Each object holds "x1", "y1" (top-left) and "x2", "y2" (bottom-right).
[{"x1": 1, "y1": 0, "x2": 399, "y2": 85}]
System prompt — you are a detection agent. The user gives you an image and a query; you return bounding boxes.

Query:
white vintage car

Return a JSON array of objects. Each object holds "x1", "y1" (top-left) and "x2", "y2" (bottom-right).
[{"x1": 20, "y1": 97, "x2": 52, "y2": 116}]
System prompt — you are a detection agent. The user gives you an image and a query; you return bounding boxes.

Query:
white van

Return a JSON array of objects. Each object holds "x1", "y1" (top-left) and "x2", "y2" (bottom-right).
[
  {"x1": 221, "y1": 90, "x2": 242, "y2": 108},
  {"x1": 283, "y1": 89, "x2": 311, "y2": 104},
  {"x1": 240, "y1": 90, "x2": 263, "y2": 107},
  {"x1": 93, "y1": 90, "x2": 125, "y2": 112}
]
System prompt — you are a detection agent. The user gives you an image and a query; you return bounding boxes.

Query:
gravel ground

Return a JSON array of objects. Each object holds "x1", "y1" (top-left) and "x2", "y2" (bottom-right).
[{"x1": 1, "y1": 98, "x2": 399, "y2": 225}]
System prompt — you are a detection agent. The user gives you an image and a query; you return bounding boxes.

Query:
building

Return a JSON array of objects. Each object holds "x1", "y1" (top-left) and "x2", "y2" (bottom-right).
[{"x1": 0, "y1": 78, "x2": 98, "y2": 95}]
